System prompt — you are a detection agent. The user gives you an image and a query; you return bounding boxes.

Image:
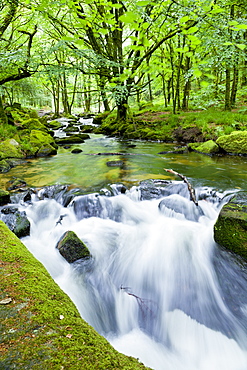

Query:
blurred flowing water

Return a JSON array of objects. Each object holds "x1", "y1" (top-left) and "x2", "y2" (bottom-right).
[{"x1": 1, "y1": 134, "x2": 247, "y2": 369}]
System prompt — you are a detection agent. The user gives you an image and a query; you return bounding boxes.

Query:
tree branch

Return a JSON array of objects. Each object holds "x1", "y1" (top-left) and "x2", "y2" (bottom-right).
[{"x1": 164, "y1": 168, "x2": 198, "y2": 206}]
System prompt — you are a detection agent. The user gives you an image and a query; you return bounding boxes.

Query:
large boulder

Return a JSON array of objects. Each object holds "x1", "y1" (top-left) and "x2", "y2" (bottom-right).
[
  {"x1": 188, "y1": 140, "x2": 220, "y2": 154},
  {"x1": 0, "y1": 138, "x2": 24, "y2": 160},
  {"x1": 216, "y1": 131, "x2": 247, "y2": 155},
  {"x1": 56, "y1": 230, "x2": 91, "y2": 263},
  {"x1": 214, "y1": 195, "x2": 247, "y2": 260},
  {"x1": 29, "y1": 129, "x2": 57, "y2": 150},
  {"x1": 18, "y1": 118, "x2": 48, "y2": 132},
  {"x1": 0, "y1": 206, "x2": 30, "y2": 237}
]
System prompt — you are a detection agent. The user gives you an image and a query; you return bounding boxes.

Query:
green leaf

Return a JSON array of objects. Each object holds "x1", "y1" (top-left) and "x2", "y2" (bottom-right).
[
  {"x1": 236, "y1": 44, "x2": 246, "y2": 50},
  {"x1": 111, "y1": 4, "x2": 123, "y2": 9},
  {"x1": 235, "y1": 24, "x2": 247, "y2": 30},
  {"x1": 137, "y1": 1, "x2": 150, "y2": 6},
  {"x1": 194, "y1": 69, "x2": 202, "y2": 78},
  {"x1": 119, "y1": 11, "x2": 137, "y2": 24},
  {"x1": 180, "y1": 16, "x2": 190, "y2": 23},
  {"x1": 186, "y1": 26, "x2": 198, "y2": 34}
]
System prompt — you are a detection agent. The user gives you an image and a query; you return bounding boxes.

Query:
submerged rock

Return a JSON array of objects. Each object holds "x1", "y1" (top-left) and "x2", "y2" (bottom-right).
[
  {"x1": 214, "y1": 194, "x2": 247, "y2": 260},
  {"x1": 159, "y1": 194, "x2": 204, "y2": 222},
  {"x1": 216, "y1": 131, "x2": 247, "y2": 155},
  {"x1": 56, "y1": 230, "x2": 91, "y2": 263},
  {"x1": 106, "y1": 160, "x2": 124, "y2": 167},
  {"x1": 0, "y1": 159, "x2": 12, "y2": 173},
  {"x1": 71, "y1": 148, "x2": 83, "y2": 154},
  {"x1": 7, "y1": 178, "x2": 27, "y2": 191}
]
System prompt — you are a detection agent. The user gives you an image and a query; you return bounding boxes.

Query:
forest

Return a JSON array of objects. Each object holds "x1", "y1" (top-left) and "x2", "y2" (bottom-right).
[{"x1": 0, "y1": 0, "x2": 247, "y2": 125}]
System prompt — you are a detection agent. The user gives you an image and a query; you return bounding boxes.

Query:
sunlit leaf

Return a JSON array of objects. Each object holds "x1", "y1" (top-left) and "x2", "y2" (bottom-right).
[
  {"x1": 236, "y1": 44, "x2": 246, "y2": 50},
  {"x1": 194, "y1": 69, "x2": 202, "y2": 78},
  {"x1": 119, "y1": 11, "x2": 137, "y2": 24}
]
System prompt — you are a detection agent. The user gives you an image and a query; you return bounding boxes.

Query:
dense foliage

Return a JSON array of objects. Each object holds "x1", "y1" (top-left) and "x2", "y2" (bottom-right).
[{"x1": 0, "y1": 0, "x2": 247, "y2": 122}]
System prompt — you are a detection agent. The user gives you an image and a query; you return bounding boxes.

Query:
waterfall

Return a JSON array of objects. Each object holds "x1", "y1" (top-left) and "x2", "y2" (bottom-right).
[{"x1": 19, "y1": 180, "x2": 247, "y2": 370}]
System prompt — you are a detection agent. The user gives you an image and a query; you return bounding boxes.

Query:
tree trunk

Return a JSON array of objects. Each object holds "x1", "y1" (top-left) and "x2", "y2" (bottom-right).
[
  {"x1": 117, "y1": 98, "x2": 128, "y2": 123},
  {"x1": 0, "y1": 95, "x2": 8, "y2": 125},
  {"x1": 225, "y1": 68, "x2": 231, "y2": 111},
  {"x1": 182, "y1": 56, "x2": 191, "y2": 111},
  {"x1": 161, "y1": 74, "x2": 168, "y2": 107},
  {"x1": 230, "y1": 65, "x2": 239, "y2": 108},
  {"x1": 98, "y1": 76, "x2": 110, "y2": 111}
]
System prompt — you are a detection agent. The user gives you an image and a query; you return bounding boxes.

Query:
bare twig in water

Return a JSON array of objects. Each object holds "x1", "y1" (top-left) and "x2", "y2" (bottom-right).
[
  {"x1": 120, "y1": 285, "x2": 157, "y2": 319},
  {"x1": 55, "y1": 214, "x2": 67, "y2": 226},
  {"x1": 164, "y1": 168, "x2": 198, "y2": 206}
]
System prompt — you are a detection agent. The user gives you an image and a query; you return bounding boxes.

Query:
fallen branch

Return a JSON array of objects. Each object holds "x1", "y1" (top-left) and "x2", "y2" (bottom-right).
[{"x1": 164, "y1": 168, "x2": 198, "y2": 206}]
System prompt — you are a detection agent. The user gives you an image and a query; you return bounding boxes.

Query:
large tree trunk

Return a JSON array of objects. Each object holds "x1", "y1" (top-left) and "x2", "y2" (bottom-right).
[
  {"x1": 98, "y1": 76, "x2": 110, "y2": 112},
  {"x1": 117, "y1": 98, "x2": 128, "y2": 123},
  {"x1": 0, "y1": 95, "x2": 8, "y2": 125},
  {"x1": 225, "y1": 68, "x2": 231, "y2": 111},
  {"x1": 230, "y1": 65, "x2": 239, "y2": 108},
  {"x1": 182, "y1": 56, "x2": 191, "y2": 111}
]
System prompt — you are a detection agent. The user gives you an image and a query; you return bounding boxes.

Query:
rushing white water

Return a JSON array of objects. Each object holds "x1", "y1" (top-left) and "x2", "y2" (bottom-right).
[{"x1": 19, "y1": 181, "x2": 247, "y2": 370}]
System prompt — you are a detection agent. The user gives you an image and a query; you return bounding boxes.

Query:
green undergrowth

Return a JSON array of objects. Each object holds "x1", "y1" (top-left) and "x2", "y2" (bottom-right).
[
  {"x1": 0, "y1": 221, "x2": 149, "y2": 370},
  {"x1": 95, "y1": 107, "x2": 247, "y2": 142}
]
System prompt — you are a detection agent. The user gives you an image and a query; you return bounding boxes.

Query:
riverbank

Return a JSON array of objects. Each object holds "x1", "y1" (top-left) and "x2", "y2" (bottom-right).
[{"x1": 0, "y1": 220, "x2": 149, "y2": 369}]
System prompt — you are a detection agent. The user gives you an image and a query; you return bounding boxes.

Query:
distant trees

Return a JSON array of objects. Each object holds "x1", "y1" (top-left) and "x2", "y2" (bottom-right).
[{"x1": 0, "y1": 0, "x2": 246, "y2": 122}]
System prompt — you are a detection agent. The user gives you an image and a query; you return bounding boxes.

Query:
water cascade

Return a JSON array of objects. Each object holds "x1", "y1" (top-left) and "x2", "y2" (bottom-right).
[{"x1": 19, "y1": 180, "x2": 247, "y2": 370}]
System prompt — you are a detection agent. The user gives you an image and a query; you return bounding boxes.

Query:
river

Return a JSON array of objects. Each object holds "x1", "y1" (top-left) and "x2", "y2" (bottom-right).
[{"x1": 1, "y1": 134, "x2": 247, "y2": 370}]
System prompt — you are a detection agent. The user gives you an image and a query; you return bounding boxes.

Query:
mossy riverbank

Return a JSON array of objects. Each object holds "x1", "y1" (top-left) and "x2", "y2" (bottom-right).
[{"x1": 0, "y1": 221, "x2": 149, "y2": 370}]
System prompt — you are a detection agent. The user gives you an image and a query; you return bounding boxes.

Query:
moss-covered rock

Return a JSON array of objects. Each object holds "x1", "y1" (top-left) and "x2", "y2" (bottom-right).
[
  {"x1": 214, "y1": 196, "x2": 247, "y2": 260},
  {"x1": 0, "y1": 189, "x2": 10, "y2": 205},
  {"x1": 56, "y1": 230, "x2": 91, "y2": 263},
  {"x1": 45, "y1": 120, "x2": 63, "y2": 130},
  {"x1": 188, "y1": 140, "x2": 220, "y2": 154},
  {"x1": 0, "y1": 220, "x2": 149, "y2": 369},
  {"x1": 55, "y1": 134, "x2": 90, "y2": 145},
  {"x1": 0, "y1": 138, "x2": 24, "y2": 160},
  {"x1": 0, "y1": 207, "x2": 30, "y2": 237},
  {"x1": 18, "y1": 118, "x2": 48, "y2": 132},
  {"x1": 29, "y1": 130, "x2": 57, "y2": 150},
  {"x1": 216, "y1": 131, "x2": 247, "y2": 155},
  {"x1": 36, "y1": 144, "x2": 57, "y2": 157}
]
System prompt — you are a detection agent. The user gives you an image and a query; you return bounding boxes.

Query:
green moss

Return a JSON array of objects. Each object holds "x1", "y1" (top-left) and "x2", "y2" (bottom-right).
[
  {"x1": 214, "y1": 203, "x2": 247, "y2": 260},
  {"x1": 19, "y1": 118, "x2": 48, "y2": 132},
  {"x1": 216, "y1": 131, "x2": 247, "y2": 154},
  {"x1": 30, "y1": 130, "x2": 57, "y2": 149},
  {"x1": 188, "y1": 140, "x2": 219, "y2": 154},
  {"x1": 45, "y1": 120, "x2": 62, "y2": 130},
  {"x1": 0, "y1": 139, "x2": 24, "y2": 160},
  {"x1": 0, "y1": 221, "x2": 149, "y2": 369}
]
